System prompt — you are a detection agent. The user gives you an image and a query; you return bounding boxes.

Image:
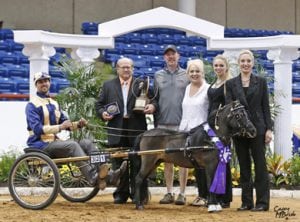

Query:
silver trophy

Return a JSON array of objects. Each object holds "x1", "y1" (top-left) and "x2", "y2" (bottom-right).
[{"x1": 132, "y1": 76, "x2": 157, "y2": 113}]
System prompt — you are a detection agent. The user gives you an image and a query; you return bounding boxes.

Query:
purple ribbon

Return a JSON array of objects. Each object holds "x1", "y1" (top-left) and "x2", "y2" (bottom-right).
[{"x1": 203, "y1": 123, "x2": 231, "y2": 194}]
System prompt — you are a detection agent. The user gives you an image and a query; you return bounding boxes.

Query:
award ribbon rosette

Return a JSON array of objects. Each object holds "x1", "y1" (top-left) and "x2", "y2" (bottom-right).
[{"x1": 105, "y1": 102, "x2": 120, "y2": 116}]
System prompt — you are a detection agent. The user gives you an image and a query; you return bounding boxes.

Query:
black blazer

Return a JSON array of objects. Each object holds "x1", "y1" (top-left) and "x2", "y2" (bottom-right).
[
  {"x1": 96, "y1": 77, "x2": 148, "y2": 146},
  {"x1": 225, "y1": 74, "x2": 273, "y2": 135}
]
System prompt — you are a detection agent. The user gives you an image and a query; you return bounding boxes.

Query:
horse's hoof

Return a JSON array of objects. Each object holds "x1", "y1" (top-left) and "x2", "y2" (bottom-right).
[{"x1": 135, "y1": 205, "x2": 144, "y2": 210}]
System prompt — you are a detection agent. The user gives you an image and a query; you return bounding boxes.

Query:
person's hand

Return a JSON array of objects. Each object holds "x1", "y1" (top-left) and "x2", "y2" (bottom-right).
[
  {"x1": 59, "y1": 120, "x2": 72, "y2": 130},
  {"x1": 102, "y1": 111, "x2": 113, "y2": 121},
  {"x1": 144, "y1": 104, "x2": 155, "y2": 114},
  {"x1": 265, "y1": 129, "x2": 273, "y2": 144},
  {"x1": 78, "y1": 118, "x2": 88, "y2": 128}
]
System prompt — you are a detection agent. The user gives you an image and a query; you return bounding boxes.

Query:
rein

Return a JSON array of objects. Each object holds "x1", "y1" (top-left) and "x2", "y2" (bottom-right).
[{"x1": 87, "y1": 123, "x2": 146, "y2": 138}]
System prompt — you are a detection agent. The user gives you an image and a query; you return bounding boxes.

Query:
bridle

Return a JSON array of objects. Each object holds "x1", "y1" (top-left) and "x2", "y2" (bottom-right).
[{"x1": 214, "y1": 102, "x2": 251, "y2": 138}]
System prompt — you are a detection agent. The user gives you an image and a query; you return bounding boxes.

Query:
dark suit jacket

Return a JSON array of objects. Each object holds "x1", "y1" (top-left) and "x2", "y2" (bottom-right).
[
  {"x1": 96, "y1": 77, "x2": 148, "y2": 146},
  {"x1": 225, "y1": 74, "x2": 273, "y2": 135}
]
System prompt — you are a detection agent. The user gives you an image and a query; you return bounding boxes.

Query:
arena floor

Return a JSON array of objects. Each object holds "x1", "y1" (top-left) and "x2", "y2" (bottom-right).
[{"x1": 0, "y1": 194, "x2": 299, "y2": 222}]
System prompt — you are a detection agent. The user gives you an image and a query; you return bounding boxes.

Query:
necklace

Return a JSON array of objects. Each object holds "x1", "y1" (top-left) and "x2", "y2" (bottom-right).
[
  {"x1": 213, "y1": 79, "x2": 225, "y2": 88},
  {"x1": 242, "y1": 78, "x2": 250, "y2": 82}
]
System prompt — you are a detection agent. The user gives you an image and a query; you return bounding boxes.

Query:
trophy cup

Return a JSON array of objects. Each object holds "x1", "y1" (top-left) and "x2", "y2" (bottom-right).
[{"x1": 133, "y1": 76, "x2": 150, "y2": 113}]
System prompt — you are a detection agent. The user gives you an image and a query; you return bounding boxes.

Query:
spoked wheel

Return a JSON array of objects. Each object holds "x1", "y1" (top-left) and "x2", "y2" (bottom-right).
[
  {"x1": 8, "y1": 152, "x2": 60, "y2": 210},
  {"x1": 59, "y1": 163, "x2": 99, "y2": 202}
]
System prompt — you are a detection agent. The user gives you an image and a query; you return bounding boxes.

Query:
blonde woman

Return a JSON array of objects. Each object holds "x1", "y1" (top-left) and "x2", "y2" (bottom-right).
[
  {"x1": 178, "y1": 59, "x2": 209, "y2": 206},
  {"x1": 225, "y1": 50, "x2": 272, "y2": 212}
]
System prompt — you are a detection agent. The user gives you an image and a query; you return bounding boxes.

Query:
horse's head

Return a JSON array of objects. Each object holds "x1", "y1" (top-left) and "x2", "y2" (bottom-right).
[{"x1": 215, "y1": 100, "x2": 257, "y2": 140}]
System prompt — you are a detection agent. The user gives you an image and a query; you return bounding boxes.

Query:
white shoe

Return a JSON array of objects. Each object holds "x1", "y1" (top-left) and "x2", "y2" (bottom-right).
[
  {"x1": 208, "y1": 204, "x2": 217, "y2": 213},
  {"x1": 208, "y1": 204, "x2": 222, "y2": 213},
  {"x1": 216, "y1": 204, "x2": 222, "y2": 212}
]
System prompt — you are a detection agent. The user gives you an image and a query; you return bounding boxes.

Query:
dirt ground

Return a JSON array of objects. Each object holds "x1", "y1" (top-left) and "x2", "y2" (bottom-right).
[{"x1": 0, "y1": 194, "x2": 299, "y2": 222}]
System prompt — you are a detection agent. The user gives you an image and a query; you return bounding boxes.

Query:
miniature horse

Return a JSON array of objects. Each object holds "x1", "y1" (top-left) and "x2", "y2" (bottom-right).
[{"x1": 134, "y1": 101, "x2": 257, "y2": 211}]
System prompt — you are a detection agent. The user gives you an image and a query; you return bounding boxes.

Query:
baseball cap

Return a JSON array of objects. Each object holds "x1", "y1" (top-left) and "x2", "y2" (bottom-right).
[
  {"x1": 33, "y1": 72, "x2": 51, "y2": 84},
  {"x1": 163, "y1": 44, "x2": 178, "y2": 54}
]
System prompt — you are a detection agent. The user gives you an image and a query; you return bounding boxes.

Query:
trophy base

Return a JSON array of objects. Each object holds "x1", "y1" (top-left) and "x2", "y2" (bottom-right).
[{"x1": 133, "y1": 107, "x2": 145, "y2": 113}]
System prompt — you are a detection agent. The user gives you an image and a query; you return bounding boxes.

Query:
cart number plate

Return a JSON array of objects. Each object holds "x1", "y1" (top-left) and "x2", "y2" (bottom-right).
[{"x1": 90, "y1": 152, "x2": 110, "y2": 164}]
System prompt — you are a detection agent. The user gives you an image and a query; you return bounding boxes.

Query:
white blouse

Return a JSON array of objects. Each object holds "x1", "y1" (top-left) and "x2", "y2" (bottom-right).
[{"x1": 179, "y1": 82, "x2": 209, "y2": 131}]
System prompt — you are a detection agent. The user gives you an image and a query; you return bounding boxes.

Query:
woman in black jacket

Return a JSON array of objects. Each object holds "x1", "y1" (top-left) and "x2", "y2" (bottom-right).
[{"x1": 225, "y1": 50, "x2": 273, "y2": 212}]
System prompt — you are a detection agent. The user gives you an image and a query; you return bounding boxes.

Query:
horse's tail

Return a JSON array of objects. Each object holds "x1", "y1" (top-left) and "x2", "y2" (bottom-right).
[{"x1": 133, "y1": 133, "x2": 143, "y2": 151}]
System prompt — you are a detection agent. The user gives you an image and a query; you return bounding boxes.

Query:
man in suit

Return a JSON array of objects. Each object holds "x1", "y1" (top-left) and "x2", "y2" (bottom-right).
[
  {"x1": 96, "y1": 57, "x2": 153, "y2": 204},
  {"x1": 225, "y1": 50, "x2": 273, "y2": 212}
]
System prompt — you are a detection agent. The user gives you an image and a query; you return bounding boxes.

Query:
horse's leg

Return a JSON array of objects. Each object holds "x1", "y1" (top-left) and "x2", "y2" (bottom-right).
[{"x1": 134, "y1": 155, "x2": 158, "y2": 210}]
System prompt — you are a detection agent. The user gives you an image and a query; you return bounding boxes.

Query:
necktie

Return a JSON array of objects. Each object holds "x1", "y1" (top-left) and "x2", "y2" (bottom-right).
[{"x1": 122, "y1": 81, "x2": 128, "y2": 117}]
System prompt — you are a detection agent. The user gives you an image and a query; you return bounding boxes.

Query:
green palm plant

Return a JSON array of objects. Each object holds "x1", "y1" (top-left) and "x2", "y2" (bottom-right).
[{"x1": 55, "y1": 57, "x2": 115, "y2": 148}]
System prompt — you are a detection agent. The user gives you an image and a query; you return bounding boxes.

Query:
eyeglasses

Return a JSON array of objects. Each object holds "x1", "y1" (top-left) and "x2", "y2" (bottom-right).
[{"x1": 118, "y1": 66, "x2": 132, "y2": 70}]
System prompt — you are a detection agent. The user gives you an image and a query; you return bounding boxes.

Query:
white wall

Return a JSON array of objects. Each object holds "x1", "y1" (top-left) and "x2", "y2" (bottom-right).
[
  {"x1": 0, "y1": 102, "x2": 300, "y2": 154},
  {"x1": 0, "y1": 102, "x2": 27, "y2": 154}
]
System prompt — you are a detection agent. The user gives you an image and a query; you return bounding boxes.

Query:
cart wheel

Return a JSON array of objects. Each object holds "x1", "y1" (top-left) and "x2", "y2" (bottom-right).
[
  {"x1": 59, "y1": 163, "x2": 99, "y2": 202},
  {"x1": 8, "y1": 152, "x2": 60, "y2": 210}
]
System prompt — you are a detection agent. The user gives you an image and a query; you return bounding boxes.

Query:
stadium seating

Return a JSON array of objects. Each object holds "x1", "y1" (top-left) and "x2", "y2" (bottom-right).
[{"x1": 0, "y1": 24, "x2": 299, "y2": 102}]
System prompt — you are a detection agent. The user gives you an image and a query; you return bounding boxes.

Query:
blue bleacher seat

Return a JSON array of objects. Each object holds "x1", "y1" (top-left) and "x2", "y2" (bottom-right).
[
  {"x1": 141, "y1": 33, "x2": 159, "y2": 44},
  {"x1": 81, "y1": 22, "x2": 99, "y2": 34},
  {"x1": 14, "y1": 77, "x2": 29, "y2": 94},
  {"x1": 253, "y1": 50, "x2": 268, "y2": 60},
  {"x1": 292, "y1": 82, "x2": 300, "y2": 94},
  {"x1": 49, "y1": 66, "x2": 65, "y2": 78},
  {"x1": 0, "y1": 77, "x2": 16, "y2": 93},
  {"x1": 189, "y1": 45, "x2": 206, "y2": 57},
  {"x1": 137, "y1": 44, "x2": 158, "y2": 56},
  {"x1": 0, "y1": 52, "x2": 19, "y2": 64},
  {"x1": 125, "y1": 33, "x2": 142, "y2": 44},
  {"x1": 0, "y1": 66, "x2": 8, "y2": 78},
  {"x1": 293, "y1": 61, "x2": 300, "y2": 71},
  {"x1": 121, "y1": 43, "x2": 140, "y2": 55},
  {"x1": 11, "y1": 42, "x2": 24, "y2": 52},
  {"x1": 204, "y1": 50, "x2": 223, "y2": 58},
  {"x1": 0, "y1": 29, "x2": 14, "y2": 40},
  {"x1": 139, "y1": 67, "x2": 159, "y2": 77},
  {"x1": 188, "y1": 36, "x2": 206, "y2": 46},
  {"x1": 133, "y1": 59, "x2": 148, "y2": 69},
  {"x1": 149, "y1": 56, "x2": 164, "y2": 68},
  {"x1": 115, "y1": 35, "x2": 127, "y2": 43},
  {"x1": 292, "y1": 134, "x2": 300, "y2": 154},
  {"x1": 174, "y1": 34, "x2": 189, "y2": 45},
  {"x1": 7, "y1": 65, "x2": 28, "y2": 78},
  {"x1": 0, "y1": 40, "x2": 11, "y2": 51},
  {"x1": 158, "y1": 34, "x2": 176, "y2": 45},
  {"x1": 176, "y1": 45, "x2": 191, "y2": 57},
  {"x1": 293, "y1": 72, "x2": 300, "y2": 82},
  {"x1": 262, "y1": 60, "x2": 274, "y2": 71},
  {"x1": 56, "y1": 80, "x2": 70, "y2": 93}
]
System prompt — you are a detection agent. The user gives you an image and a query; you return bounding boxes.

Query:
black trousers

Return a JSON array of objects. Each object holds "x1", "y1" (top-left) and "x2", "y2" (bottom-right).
[
  {"x1": 111, "y1": 119, "x2": 148, "y2": 202},
  {"x1": 195, "y1": 162, "x2": 232, "y2": 203},
  {"x1": 233, "y1": 135, "x2": 270, "y2": 208}
]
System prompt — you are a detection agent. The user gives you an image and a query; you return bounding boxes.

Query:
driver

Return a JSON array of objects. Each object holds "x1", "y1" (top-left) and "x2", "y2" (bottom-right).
[{"x1": 25, "y1": 72, "x2": 127, "y2": 189}]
